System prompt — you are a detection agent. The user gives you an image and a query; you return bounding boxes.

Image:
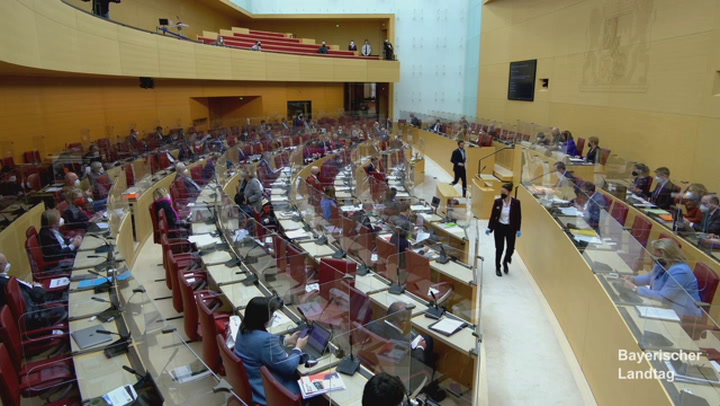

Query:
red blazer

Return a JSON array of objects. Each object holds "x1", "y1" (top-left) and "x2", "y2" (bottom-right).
[
  {"x1": 306, "y1": 175, "x2": 323, "y2": 192},
  {"x1": 488, "y1": 197, "x2": 522, "y2": 233}
]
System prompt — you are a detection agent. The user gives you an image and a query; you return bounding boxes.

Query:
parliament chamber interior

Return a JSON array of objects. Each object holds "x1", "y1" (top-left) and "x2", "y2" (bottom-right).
[{"x1": 0, "y1": 0, "x2": 719, "y2": 405}]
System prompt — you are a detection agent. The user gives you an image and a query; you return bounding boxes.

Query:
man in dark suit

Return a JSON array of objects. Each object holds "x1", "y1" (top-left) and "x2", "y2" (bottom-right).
[
  {"x1": 581, "y1": 182, "x2": 607, "y2": 231},
  {"x1": 691, "y1": 194, "x2": 720, "y2": 235},
  {"x1": 553, "y1": 162, "x2": 575, "y2": 189},
  {"x1": 410, "y1": 114, "x2": 420, "y2": 127},
  {"x1": 367, "y1": 301, "x2": 435, "y2": 367},
  {"x1": 175, "y1": 162, "x2": 202, "y2": 197},
  {"x1": 430, "y1": 119, "x2": 442, "y2": 133},
  {"x1": 450, "y1": 141, "x2": 467, "y2": 197},
  {"x1": 650, "y1": 167, "x2": 675, "y2": 210},
  {"x1": 39, "y1": 209, "x2": 83, "y2": 261}
]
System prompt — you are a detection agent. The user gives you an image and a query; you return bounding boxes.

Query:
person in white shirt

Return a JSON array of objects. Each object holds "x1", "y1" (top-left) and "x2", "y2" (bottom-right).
[
  {"x1": 486, "y1": 183, "x2": 522, "y2": 276},
  {"x1": 361, "y1": 39, "x2": 372, "y2": 56}
]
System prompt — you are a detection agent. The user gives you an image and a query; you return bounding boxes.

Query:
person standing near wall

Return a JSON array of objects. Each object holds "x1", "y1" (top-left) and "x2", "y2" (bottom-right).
[
  {"x1": 450, "y1": 140, "x2": 467, "y2": 197},
  {"x1": 486, "y1": 183, "x2": 522, "y2": 277}
]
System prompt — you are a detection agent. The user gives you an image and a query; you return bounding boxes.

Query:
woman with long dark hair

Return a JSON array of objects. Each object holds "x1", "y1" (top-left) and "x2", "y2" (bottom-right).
[{"x1": 233, "y1": 296, "x2": 308, "y2": 405}]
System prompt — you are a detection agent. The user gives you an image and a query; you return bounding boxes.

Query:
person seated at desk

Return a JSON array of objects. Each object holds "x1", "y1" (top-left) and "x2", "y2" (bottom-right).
[
  {"x1": 0, "y1": 253, "x2": 66, "y2": 328},
  {"x1": 83, "y1": 144, "x2": 102, "y2": 166},
  {"x1": 559, "y1": 130, "x2": 578, "y2": 157},
  {"x1": 585, "y1": 136, "x2": 600, "y2": 163},
  {"x1": 321, "y1": 185, "x2": 338, "y2": 221},
  {"x1": 234, "y1": 296, "x2": 308, "y2": 405},
  {"x1": 153, "y1": 188, "x2": 190, "y2": 231},
  {"x1": 365, "y1": 157, "x2": 381, "y2": 175},
  {"x1": 383, "y1": 187, "x2": 400, "y2": 215},
  {"x1": 362, "y1": 373, "x2": 406, "y2": 406},
  {"x1": 430, "y1": 119, "x2": 442, "y2": 133},
  {"x1": 202, "y1": 156, "x2": 216, "y2": 181},
  {"x1": 688, "y1": 194, "x2": 720, "y2": 235},
  {"x1": 390, "y1": 224, "x2": 411, "y2": 268},
  {"x1": 674, "y1": 183, "x2": 707, "y2": 224},
  {"x1": 629, "y1": 162, "x2": 653, "y2": 199},
  {"x1": 535, "y1": 132, "x2": 549, "y2": 146},
  {"x1": 175, "y1": 162, "x2": 202, "y2": 197},
  {"x1": 353, "y1": 202, "x2": 378, "y2": 232},
  {"x1": 39, "y1": 209, "x2": 82, "y2": 261},
  {"x1": 622, "y1": 238, "x2": 703, "y2": 319},
  {"x1": 410, "y1": 113, "x2": 421, "y2": 127},
  {"x1": 553, "y1": 162, "x2": 575, "y2": 189},
  {"x1": 550, "y1": 127, "x2": 562, "y2": 146},
  {"x1": 649, "y1": 166, "x2": 676, "y2": 210},
  {"x1": 578, "y1": 182, "x2": 607, "y2": 231},
  {"x1": 62, "y1": 188, "x2": 93, "y2": 232}
]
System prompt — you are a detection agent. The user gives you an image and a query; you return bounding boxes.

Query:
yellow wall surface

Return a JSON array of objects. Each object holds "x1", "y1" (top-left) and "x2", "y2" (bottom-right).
[
  {"x1": 0, "y1": 76, "x2": 343, "y2": 160},
  {"x1": 63, "y1": 0, "x2": 245, "y2": 40},
  {"x1": 478, "y1": 0, "x2": 720, "y2": 192}
]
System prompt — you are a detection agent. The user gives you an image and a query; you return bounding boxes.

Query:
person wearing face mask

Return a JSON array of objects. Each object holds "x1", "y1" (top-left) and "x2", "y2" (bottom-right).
[
  {"x1": 553, "y1": 161, "x2": 575, "y2": 189},
  {"x1": 175, "y1": 162, "x2": 201, "y2": 197},
  {"x1": 234, "y1": 296, "x2": 308, "y2": 405},
  {"x1": 649, "y1": 167, "x2": 676, "y2": 209},
  {"x1": 673, "y1": 183, "x2": 707, "y2": 224},
  {"x1": 629, "y1": 163, "x2": 652, "y2": 198},
  {"x1": 584, "y1": 136, "x2": 600, "y2": 163},
  {"x1": 486, "y1": 182, "x2": 522, "y2": 276},
  {"x1": 39, "y1": 209, "x2": 83, "y2": 261},
  {"x1": 62, "y1": 188, "x2": 92, "y2": 231},
  {"x1": 688, "y1": 194, "x2": 720, "y2": 235},
  {"x1": 578, "y1": 182, "x2": 607, "y2": 231},
  {"x1": 622, "y1": 238, "x2": 702, "y2": 319}
]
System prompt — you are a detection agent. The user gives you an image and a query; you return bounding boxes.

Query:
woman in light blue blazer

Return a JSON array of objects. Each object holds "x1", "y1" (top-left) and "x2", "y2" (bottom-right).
[
  {"x1": 234, "y1": 296, "x2": 309, "y2": 405},
  {"x1": 623, "y1": 238, "x2": 703, "y2": 319}
]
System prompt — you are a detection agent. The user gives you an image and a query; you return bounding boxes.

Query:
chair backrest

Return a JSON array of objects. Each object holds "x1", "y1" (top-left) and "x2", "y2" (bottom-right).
[
  {"x1": 149, "y1": 202, "x2": 161, "y2": 244},
  {"x1": 273, "y1": 235, "x2": 287, "y2": 271},
  {"x1": 196, "y1": 293, "x2": 222, "y2": 373},
  {"x1": 341, "y1": 280, "x2": 372, "y2": 324},
  {"x1": 600, "y1": 193, "x2": 613, "y2": 208},
  {"x1": 55, "y1": 200, "x2": 69, "y2": 218},
  {"x1": 630, "y1": 215, "x2": 652, "y2": 247},
  {"x1": 693, "y1": 262, "x2": 719, "y2": 307},
  {"x1": 26, "y1": 173, "x2": 41, "y2": 191},
  {"x1": 4, "y1": 278, "x2": 27, "y2": 331},
  {"x1": 216, "y1": 334, "x2": 254, "y2": 404},
  {"x1": 375, "y1": 236, "x2": 396, "y2": 261},
  {"x1": 260, "y1": 366, "x2": 302, "y2": 406},
  {"x1": 179, "y1": 271, "x2": 201, "y2": 341},
  {"x1": 190, "y1": 165, "x2": 204, "y2": 183},
  {"x1": 599, "y1": 148, "x2": 611, "y2": 165},
  {"x1": 0, "y1": 306, "x2": 24, "y2": 373},
  {"x1": 576, "y1": 138, "x2": 585, "y2": 156},
  {"x1": 406, "y1": 250, "x2": 431, "y2": 281},
  {"x1": 610, "y1": 200, "x2": 629, "y2": 226},
  {"x1": 0, "y1": 343, "x2": 21, "y2": 406},
  {"x1": 123, "y1": 163, "x2": 135, "y2": 186},
  {"x1": 286, "y1": 244, "x2": 307, "y2": 284}
]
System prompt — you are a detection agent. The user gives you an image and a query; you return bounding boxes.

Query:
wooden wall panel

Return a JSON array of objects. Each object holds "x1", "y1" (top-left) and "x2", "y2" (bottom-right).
[{"x1": 479, "y1": 0, "x2": 720, "y2": 192}]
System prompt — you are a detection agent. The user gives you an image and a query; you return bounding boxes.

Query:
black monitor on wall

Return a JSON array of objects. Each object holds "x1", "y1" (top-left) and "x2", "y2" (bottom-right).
[{"x1": 507, "y1": 59, "x2": 537, "y2": 102}]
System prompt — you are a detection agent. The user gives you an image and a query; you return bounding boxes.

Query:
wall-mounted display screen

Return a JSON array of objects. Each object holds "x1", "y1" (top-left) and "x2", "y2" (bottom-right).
[{"x1": 507, "y1": 60, "x2": 537, "y2": 101}]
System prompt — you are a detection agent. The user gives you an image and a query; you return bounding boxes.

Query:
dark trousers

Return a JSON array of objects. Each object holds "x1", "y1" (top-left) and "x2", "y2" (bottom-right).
[
  {"x1": 452, "y1": 165, "x2": 467, "y2": 196},
  {"x1": 493, "y1": 223, "x2": 516, "y2": 269}
]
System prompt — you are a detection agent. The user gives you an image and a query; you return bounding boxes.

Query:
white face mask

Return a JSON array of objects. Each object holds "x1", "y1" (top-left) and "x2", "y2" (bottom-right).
[
  {"x1": 1, "y1": 263, "x2": 9, "y2": 275},
  {"x1": 700, "y1": 204, "x2": 710, "y2": 213},
  {"x1": 74, "y1": 179, "x2": 81, "y2": 187},
  {"x1": 58, "y1": 218, "x2": 65, "y2": 227},
  {"x1": 183, "y1": 169, "x2": 189, "y2": 175},
  {"x1": 655, "y1": 176, "x2": 664, "y2": 183}
]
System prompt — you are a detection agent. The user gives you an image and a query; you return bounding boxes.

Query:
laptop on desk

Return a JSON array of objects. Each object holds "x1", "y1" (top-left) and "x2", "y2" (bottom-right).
[
  {"x1": 303, "y1": 323, "x2": 331, "y2": 359},
  {"x1": 71, "y1": 325, "x2": 113, "y2": 349}
]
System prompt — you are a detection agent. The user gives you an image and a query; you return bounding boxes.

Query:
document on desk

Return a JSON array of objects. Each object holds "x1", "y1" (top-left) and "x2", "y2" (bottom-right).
[
  {"x1": 429, "y1": 317, "x2": 466, "y2": 336},
  {"x1": 188, "y1": 234, "x2": 218, "y2": 249},
  {"x1": 285, "y1": 229, "x2": 311, "y2": 240},
  {"x1": 49, "y1": 277, "x2": 70, "y2": 289},
  {"x1": 636, "y1": 306, "x2": 681, "y2": 322},
  {"x1": 102, "y1": 385, "x2": 137, "y2": 406},
  {"x1": 298, "y1": 302, "x2": 323, "y2": 318},
  {"x1": 559, "y1": 206, "x2": 581, "y2": 217}
]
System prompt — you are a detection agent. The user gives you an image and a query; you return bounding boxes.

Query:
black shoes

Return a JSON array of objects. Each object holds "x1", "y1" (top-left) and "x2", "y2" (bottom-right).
[
  {"x1": 496, "y1": 267, "x2": 502, "y2": 277},
  {"x1": 503, "y1": 262, "x2": 509, "y2": 274}
]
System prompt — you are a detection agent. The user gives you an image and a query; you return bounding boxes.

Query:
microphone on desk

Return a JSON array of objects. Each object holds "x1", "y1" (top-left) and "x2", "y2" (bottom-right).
[
  {"x1": 122, "y1": 365, "x2": 146, "y2": 380},
  {"x1": 425, "y1": 290, "x2": 445, "y2": 319},
  {"x1": 97, "y1": 329, "x2": 132, "y2": 358},
  {"x1": 336, "y1": 334, "x2": 360, "y2": 376},
  {"x1": 84, "y1": 232, "x2": 114, "y2": 254},
  {"x1": 435, "y1": 244, "x2": 450, "y2": 265},
  {"x1": 388, "y1": 274, "x2": 405, "y2": 295}
]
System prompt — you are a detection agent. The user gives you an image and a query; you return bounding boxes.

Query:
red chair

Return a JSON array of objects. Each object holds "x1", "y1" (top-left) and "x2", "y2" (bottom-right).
[
  {"x1": 260, "y1": 366, "x2": 302, "y2": 406},
  {"x1": 190, "y1": 165, "x2": 205, "y2": 186},
  {"x1": 167, "y1": 253, "x2": 203, "y2": 313},
  {"x1": 0, "y1": 306, "x2": 69, "y2": 369},
  {"x1": 375, "y1": 236, "x2": 398, "y2": 277},
  {"x1": 610, "y1": 201, "x2": 629, "y2": 226},
  {"x1": 3, "y1": 278, "x2": 68, "y2": 349},
  {"x1": 92, "y1": 174, "x2": 111, "y2": 200},
  {"x1": 405, "y1": 250, "x2": 454, "y2": 305},
  {"x1": 576, "y1": 138, "x2": 585, "y2": 157},
  {"x1": 600, "y1": 193, "x2": 613, "y2": 209},
  {"x1": 25, "y1": 173, "x2": 41, "y2": 192},
  {"x1": 196, "y1": 294, "x2": 231, "y2": 374},
  {"x1": 216, "y1": 334, "x2": 254, "y2": 405},
  {"x1": 162, "y1": 238, "x2": 198, "y2": 290},
  {"x1": 599, "y1": 148, "x2": 611, "y2": 165},
  {"x1": 22, "y1": 150, "x2": 41, "y2": 164},
  {"x1": 123, "y1": 163, "x2": 135, "y2": 187},
  {"x1": 25, "y1": 231, "x2": 71, "y2": 284},
  {"x1": 693, "y1": 262, "x2": 719, "y2": 313},
  {"x1": 0, "y1": 343, "x2": 80, "y2": 406},
  {"x1": 341, "y1": 280, "x2": 373, "y2": 325},
  {"x1": 179, "y1": 272, "x2": 228, "y2": 342},
  {"x1": 629, "y1": 215, "x2": 652, "y2": 248},
  {"x1": 149, "y1": 202, "x2": 161, "y2": 244}
]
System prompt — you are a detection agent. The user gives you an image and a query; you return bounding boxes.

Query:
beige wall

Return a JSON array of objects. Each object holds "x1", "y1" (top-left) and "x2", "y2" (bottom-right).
[
  {"x1": 478, "y1": 0, "x2": 720, "y2": 192},
  {"x1": 0, "y1": 76, "x2": 343, "y2": 161}
]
